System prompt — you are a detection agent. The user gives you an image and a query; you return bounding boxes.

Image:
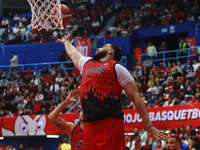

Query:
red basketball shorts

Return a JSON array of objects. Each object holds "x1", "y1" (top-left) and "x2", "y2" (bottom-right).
[{"x1": 83, "y1": 117, "x2": 125, "y2": 150}]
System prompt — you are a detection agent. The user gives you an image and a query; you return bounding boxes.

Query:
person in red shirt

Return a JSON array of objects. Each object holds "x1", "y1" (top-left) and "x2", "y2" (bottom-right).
[
  {"x1": 135, "y1": 44, "x2": 143, "y2": 61},
  {"x1": 25, "y1": 67, "x2": 32, "y2": 78},
  {"x1": 82, "y1": 31, "x2": 90, "y2": 38},
  {"x1": 33, "y1": 99, "x2": 41, "y2": 114},
  {"x1": 48, "y1": 89, "x2": 84, "y2": 150},
  {"x1": 44, "y1": 73, "x2": 54, "y2": 83},
  {"x1": 189, "y1": 95, "x2": 199, "y2": 105},
  {"x1": 150, "y1": 64, "x2": 159, "y2": 76},
  {"x1": 155, "y1": 140, "x2": 163, "y2": 150},
  {"x1": 71, "y1": 68, "x2": 80, "y2": 76},
  {"x1": 159, "y1": 62, "x2": 166, "y2": 76}
]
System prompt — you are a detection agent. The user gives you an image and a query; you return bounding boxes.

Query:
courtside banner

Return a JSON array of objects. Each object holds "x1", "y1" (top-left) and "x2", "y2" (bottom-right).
[
  {"x1": 76, "y1": 38, "x2": 91, "y2": 57},
  {"x1": 1, "y1": 104, "x2": 200, "y2": 136},
  {"x1": 123, "y1": 104, "x2": 200, "y2": 131}
]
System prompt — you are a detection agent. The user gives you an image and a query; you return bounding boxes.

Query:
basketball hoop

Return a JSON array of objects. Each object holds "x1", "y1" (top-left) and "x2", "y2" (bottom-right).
[{"x1": 27, "y1": 0, "x2": 64, "y2": 30}]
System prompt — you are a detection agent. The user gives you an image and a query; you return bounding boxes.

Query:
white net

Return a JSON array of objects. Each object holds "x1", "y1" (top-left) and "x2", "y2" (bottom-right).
[{"x1": 27, "y1": 0, "x2": 64, "y2": 30}]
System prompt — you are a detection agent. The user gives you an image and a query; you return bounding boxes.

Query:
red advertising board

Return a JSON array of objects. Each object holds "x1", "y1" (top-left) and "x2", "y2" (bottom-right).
[{"x1": 1, "y1": 104, "x2": 200, "y2": 136}]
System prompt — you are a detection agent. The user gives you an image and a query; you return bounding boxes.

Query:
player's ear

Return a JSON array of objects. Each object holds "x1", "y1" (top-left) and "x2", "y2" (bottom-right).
[{"x1": 108, "y1": 48, "x2": 114, "y2": 54}]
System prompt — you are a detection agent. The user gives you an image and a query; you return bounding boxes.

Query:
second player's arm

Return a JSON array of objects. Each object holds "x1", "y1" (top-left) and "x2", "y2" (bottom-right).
[{"x1": 48, "y1": 89, "x2": 80, "y2": 136}]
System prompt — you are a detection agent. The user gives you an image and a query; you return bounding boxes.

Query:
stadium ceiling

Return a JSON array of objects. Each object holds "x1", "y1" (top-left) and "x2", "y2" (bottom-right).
[
  {"x1": 2, "y1": 0, "x2": 72, "y2": 8},
  {"x1": 2, "y1": 0, "x2": 30, "y2": 8}
]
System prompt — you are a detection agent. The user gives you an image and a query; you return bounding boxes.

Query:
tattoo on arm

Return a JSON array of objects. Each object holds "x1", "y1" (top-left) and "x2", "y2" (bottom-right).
[{"x1": 53, "y1": 117, "x2": 67, "y2": 130}]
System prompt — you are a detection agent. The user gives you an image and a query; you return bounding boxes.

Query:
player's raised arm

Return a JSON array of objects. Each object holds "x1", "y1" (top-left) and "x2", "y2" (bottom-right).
[
  {"x1": 58, "y1": 30, "x2": 82, "y2": 68},
  {"x1": 48, "y1": 89, "x2": 80, "y2": 137},
  {"x1": 123, "y1": 80, "x2": 167, "y2": 141}
]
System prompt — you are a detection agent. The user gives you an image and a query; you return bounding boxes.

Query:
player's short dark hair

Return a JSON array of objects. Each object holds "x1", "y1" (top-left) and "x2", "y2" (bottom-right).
[
  {"x1": 170, "y1": 136, "x2": 182, "y2": 146},
  {"x1": 111, "y1": 44, "x2": 122, "y2": 62}
]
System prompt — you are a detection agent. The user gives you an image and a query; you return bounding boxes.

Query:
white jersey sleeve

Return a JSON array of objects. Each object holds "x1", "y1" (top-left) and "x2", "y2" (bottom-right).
[
  {"x1": 78, "y1": 56, "x2": 92, "y2": 71},
  {"x1": 115, "y1": 64, "x2": 134, "y2": 87}
]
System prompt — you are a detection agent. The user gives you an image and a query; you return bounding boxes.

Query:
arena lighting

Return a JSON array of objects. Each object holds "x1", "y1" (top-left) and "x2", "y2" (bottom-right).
[
  {"x1": 46, "y1": 135, "x2": 59, "y2": 138},
  {"x1": 0, "y1": 137, "x2": 4, "y2": 140}
]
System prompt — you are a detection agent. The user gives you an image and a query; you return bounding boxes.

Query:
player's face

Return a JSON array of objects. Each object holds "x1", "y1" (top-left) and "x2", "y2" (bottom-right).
[
  {"x1": 167, "y1": 138, "x2": 180, "y2": 150},
  {"x1": 93, "y1": 44, "x2": 112, "y2": 61},
  {"x1": 98, "y1": 44, "x2": 112, "y2": 52},
  {"x1": 79, "y1": 109, "x2": 84, "y2": 122}
]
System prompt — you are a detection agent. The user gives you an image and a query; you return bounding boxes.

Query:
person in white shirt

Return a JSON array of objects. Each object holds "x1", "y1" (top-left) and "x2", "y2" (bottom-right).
[
  {"x1": 13, "y1": 14, "x2": 20, "y2": 22},
  {"x1": 9, "y1": 53, "x2": 18, "y2": 72},
  {"x1": 1, "y1": 18, "x2": 9, "y2": 28},
  {"x1": 147, "y1": 41, "x2": 157, "y2": 57},
  {"x1": 108, "y1": 23, "x2": 117, "y2": 33},
  {"x1": 13, "y1": 24, "x2": 20, "y2": 34}
]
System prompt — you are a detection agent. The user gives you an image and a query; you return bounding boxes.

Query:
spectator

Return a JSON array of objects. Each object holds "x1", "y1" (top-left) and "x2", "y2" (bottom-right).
[
  {"x1": 55, "y1": 73, "x2": 63, "y2": 86},
  {"x1": 56, "y1": 65, "x2": 65, "y2": 77},
  {"x1": 143, "y1": 56, "x2": 153, "y2": 71},
  {"x1": 33, "y1": 69, "x2": 41, "y2": 79},
  {"x1": 0, "y1": 31, "x2": 8, "y2": 44},
  {"x1": 58, "y1": 51, "x2": 68, "y2": 62},
  {"x1": 192, "y1": 59, "x2": 200, "y2": 71},
  {"x1": 35, "y1": 91, "x2": 44, "y2": 102},
  {"x1": 147, "y1": 41, "x2": 157, "y2": 58},
  {"x1": 180, "y1": 94, "x2": 191, "y2": 105},
  {"x1": 132, "y1": 66, "x2": 142, "y2": 80},
  {"x1": 44, "y1": 73, "x2": 53, "y2": 84},
  {"x1": 139, "y1": 127, "x2": 147, "y2": 143},
  {"x1": 186, "y1": 66, "x2": 196, "y2": 80},
  {"x1": 1, "y1": 18, "x2": 9, "y2": 28},
  {"x1": 8, "y1": 32, "x2": 16, "y2": 44},
  {"x1": 120, "y1": 25, "x2": 128, "y2": 37},
  {"x1": 14, "y1": 92, "x2": 23, "y2": 103},
  {"x1": 13, "y1": 14, "x2": 21, "y2": 23},
  {"x1": 8, "y1": 53, "x2": 18, "y2": 72},
  {"x1": 17, "y1": 99, "x2": 26, "y2": 114},
  {"x1": 158, "y1": 41, "x2": 167, "y2": 52},
  {"x1": 189, "y1": 95, "x2": 199, "y2": 105},
  {"x1": 163, "y1": 97, "x2": 174, "y2": 107},
  {"x1": 186, "y1": 124, "x2": 196, "y2": 136},
  {"x1": 134, "y1": 44, "x2": 143, "y2": 62},
  {"x1": 3, "y1": 69, "x2": 11, "y2": 80},
  {"x1": 155, "y1": 140, "x2": 163, "y2": 150},
  {"x1": 13, "y1": 24, "x2": 20, "y2": 34},
  {"x1": 42, "y1": 67, "x2": 49, "y2": 76},
  {"x1": 5, "y1": 24, "x2": 13, "y2": 35},
  {"x1": 33, "y1": 99, "x2": 41, "y2": 114},
  {"x1": 91, "y1": 19, "x2": 100, "y2": 35}
]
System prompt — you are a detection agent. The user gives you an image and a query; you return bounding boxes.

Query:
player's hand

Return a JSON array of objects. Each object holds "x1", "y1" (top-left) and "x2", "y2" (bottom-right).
[
  {"x1": 58, "y1": 30, "x2": 74, "y2": 44},
  {"x1": 64, "y1": 89, "x2": 80, "y2": 104},
  {"x1": 147, "y1": 125, "x2": 167, "y2": 141}
]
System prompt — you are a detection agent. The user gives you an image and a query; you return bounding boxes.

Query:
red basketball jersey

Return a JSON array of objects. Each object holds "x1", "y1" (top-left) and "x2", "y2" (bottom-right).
[
  {"x1": 80, "y1": 59, "x2": 123, "y2": 122},
  {"x1": 71, "y1": 126, "x2": 83, "y2": 150}
]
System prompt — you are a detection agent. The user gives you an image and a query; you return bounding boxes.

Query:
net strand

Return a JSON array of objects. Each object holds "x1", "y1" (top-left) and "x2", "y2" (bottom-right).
[{"x1": 27, "y1": 0, "x2": 64, "y2": 30}]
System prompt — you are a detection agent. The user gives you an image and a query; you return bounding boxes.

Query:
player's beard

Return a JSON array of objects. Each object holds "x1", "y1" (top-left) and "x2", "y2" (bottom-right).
[{"x1": 93, "y1": 50, "x2": 108, "y2": 61}]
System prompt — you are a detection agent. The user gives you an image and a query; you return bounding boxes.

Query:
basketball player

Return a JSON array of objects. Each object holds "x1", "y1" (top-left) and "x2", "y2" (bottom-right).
[
  {"x1": 167, "y1": 136, "x2": 182, "y2": 150},
  {"x1": 48, "y1": 89, "x2": 84, "y2": 150},
  {"x1": 58, "y1": 31, "x2": 167, "y2": 149}
]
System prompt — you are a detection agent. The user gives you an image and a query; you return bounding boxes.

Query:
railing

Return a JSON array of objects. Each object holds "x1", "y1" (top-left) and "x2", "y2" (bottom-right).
[
  {"x1": 0, "y1": 56, "x2": 127, "y2": 73},
  {"x1": 139, "y1": 46, "x2": 198, "y2": 66},
  {"x1": 0, "y1": 61, "x2": 75, "y2": 73}
]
